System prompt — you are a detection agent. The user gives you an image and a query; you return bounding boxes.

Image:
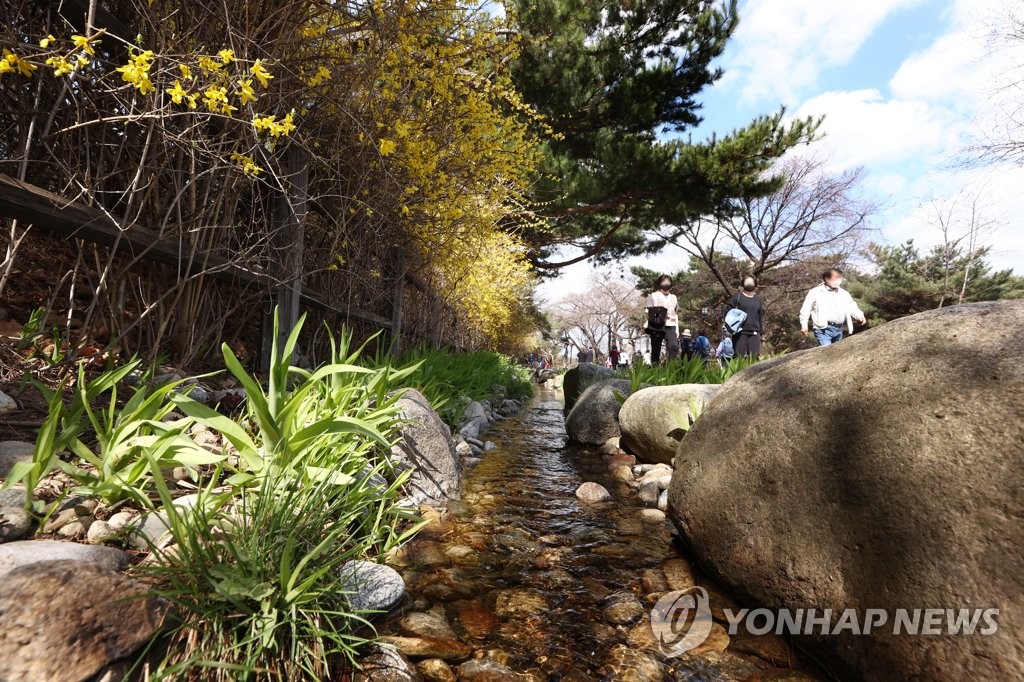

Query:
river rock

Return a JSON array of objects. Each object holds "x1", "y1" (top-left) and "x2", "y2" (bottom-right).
[
  {"x1": 611, "y1": 465, "x2": 634, "y2": 482},
  {"x1": 339, "y1": 560, "x2": 405, "y2": 612},
  {"x1": 603, "y1": 644, "x2": 663, "y2": 682},
  {"x1": 562, "y1": 363, "x2": 616, "y2": 413},
  {"x1": 669, "y1": 650, "x2": 764, "y2": 681},
  {"x1": 0, "y1": 440, "x2": 33, "y2": 478},
  {"x1": 0, "y1": 560, "x2": 164, "y2": 682},
  {"x1": 0, "y1": 487, "x2": 26, "y2": 508},
  {"x1": 355, "y1": 643, "x2": 422, "y2": 682},
  {"x1": 0, "y1": 506, "x2": 32, "y2": 542},
  {"x1": 602, "y1": 591, "x2": 645, "y2": 625},
  {"x1": 401, "y1": 609, "x2": 457, "y2": 640},
  {"x1": 638, "y1": 481, "x2": 659, "y2": 506},
  {"x1": 127, "y1": 493, "x2": 202, "y2": 549},
  {"x1": 494, "y1": 588, "x2": 549, "y2": 618},
  {"x1": 564, "y1": 379, "x2": 633, "y2": 445},
  {"x1": 619, "y1": 384, "x2": 720, "y2": 464},
  {"x1": 416, "y1": 658, "x2": 456, "y2": 682},
  {"x1": 390, "y1": 389, "x2": 462, "y2": 506},
  {"x1": 638, "y1": 508, "x2": 666, "y2": 523},
  {"x1": 0, "y1": 539, "x2": 128, "y2": 577},
  {"x1": 668, "y1": 301, "x2": 1024, "y2": 681},
  {"x1": 0, "y1": 390, "x2": 16, "y2": 413},
  {"x1": 378, "y1": 636, "x2": 471, "y2": 661},
  {"x1": 459, "y1": 401, "x2": 489, "y2": 440},
  {"x1": 657, "y1": 489, "x2": 669, "y2": 512},
  {"x1": 574, "y1": 482, "x2": 611, "y2": 503},
  {"x1": 86, "y1": 520, "x2": 119, "y2": 544}
]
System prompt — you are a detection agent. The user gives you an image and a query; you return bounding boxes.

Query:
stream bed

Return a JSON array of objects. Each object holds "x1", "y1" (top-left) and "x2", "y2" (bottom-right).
[{"x1": 379, "y1": 387, "x2": 830, "y2": 681}]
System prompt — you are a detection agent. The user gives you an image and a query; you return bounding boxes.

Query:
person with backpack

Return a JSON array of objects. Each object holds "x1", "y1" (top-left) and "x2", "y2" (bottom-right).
[
  {"x1": 679, "y1": 328, "x2": 694, "y2": 359},
  {"x1": 693, "y1": 330, "x2": 712, "y2": 362},
  {"x1": 723, "y1": 274, "x2": 765, "y2": 359},
  {"x1": 645, "y1": 274, "x2": 679, "y2": 364},
  {"x1": 716, "y1": 335, "x2": 734, "y2": 367},
  {"x1": 609, "y1": 344, "x2": 621, "y2": 369}
]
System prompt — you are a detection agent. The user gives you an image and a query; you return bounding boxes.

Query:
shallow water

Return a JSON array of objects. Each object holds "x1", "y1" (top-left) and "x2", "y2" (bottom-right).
[{"x1": 380, "y1": 387, "x2": 828, "y2": 681}]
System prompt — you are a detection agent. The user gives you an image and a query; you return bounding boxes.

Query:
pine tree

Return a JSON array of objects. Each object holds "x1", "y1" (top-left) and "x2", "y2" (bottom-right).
[{"x1": 506, "y1": 0, "x2": 820, "y2": 268}]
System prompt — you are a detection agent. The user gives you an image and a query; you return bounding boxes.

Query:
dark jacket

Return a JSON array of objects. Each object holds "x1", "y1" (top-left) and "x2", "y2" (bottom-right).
[{"x1": 726, "y1": 292, "x2": 764, "y2": 335}]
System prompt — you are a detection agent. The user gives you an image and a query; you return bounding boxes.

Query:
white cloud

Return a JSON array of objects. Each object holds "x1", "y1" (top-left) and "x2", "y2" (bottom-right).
[
  {"x1": 723, "y1": 0, "x2": 927, "y2": 104},
  {"x1": 790, "y1": 89, "x2": 953, "y2": 169}
]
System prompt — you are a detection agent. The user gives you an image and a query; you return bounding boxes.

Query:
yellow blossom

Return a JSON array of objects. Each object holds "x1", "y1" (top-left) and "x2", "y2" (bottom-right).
[
  {"x1": 236, "y1": 79, "x2": 256, "y2": 105},
  {"x1": 2, "y1": 49, "x2": 36, "y2": 78},
  {"x1": 198, "y1": 55, "x2": 221, "y2": 72},
  {"x1": 230, "y1": 152, "x2": 263, "y2": 176},
  {"x1": 179, "y1": 63, "x2": 192, "y2": 80},
  {"x1": 379, "y1": 138, "x2": 397, "y2": 156},
  {"x1": 218, "y1": 48, "x2": 234, "y2": 64},
  {"x1": 250, "y1": 59, "x2": 273, "y2": 88},
  {"x1": 45, "y1": 55, "x2": 74, "y2": 77},
  {"x1": 39, "y1": 35, "x2": 55, "y2": 49},
  {"x1": 71, "y1": 34, "x2": 97, "y2": 55},
  {"x1": 252, "y1": 114, "x2": 276, "y2": 133},
  {"x1": 116, "y1": 50, "x2": 155, "y2": 94},
  {"x1": 202, "y1": 85, "x2": 228, "y2": 111},
  {"x1": 268, "y1": 112, "x2": 295, "y2": 138},
  {"x1": 220, "y1": 101, "x2": 238, "y2": 116},
  {"x1": 167, "y1": 80, "x2": 188, "y2": 105}
]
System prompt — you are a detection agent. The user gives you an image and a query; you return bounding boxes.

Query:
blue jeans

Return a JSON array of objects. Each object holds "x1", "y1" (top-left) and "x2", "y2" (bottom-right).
[{"x1": 814, "y1": 325, "x2": 844, "y2": 346}]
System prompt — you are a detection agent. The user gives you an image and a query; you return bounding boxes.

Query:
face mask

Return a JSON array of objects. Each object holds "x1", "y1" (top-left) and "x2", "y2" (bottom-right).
[
  {"x1": 659, "y1": 282, "x2": 671, "y2": 291},
  {"x1": 742, "y1": 282, "x2": 755, "y2": 292}
]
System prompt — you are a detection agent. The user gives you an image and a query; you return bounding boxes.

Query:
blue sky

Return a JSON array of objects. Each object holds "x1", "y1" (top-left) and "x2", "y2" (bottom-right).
[{"x1": 539, "y1": 0, "x2": 1024, "y2": 300}]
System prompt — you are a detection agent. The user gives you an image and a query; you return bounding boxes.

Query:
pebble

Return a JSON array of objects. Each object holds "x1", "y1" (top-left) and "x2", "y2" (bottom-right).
[
  {"x1": 0, "y1": 390, "x2": 16, "y2": 413},
  {"x1": 575, "y1": 482, "x2": 611, "y2": 503},
  {"x1": 106, "y1": 511, "x2": 137, "y2": 530},
  {"x1": 611, "y1": 465, "x2": 634, "y2": 482},
  {"x1": 339, "y1": 560, "x2": 406, "y2": 612},
  {"x1": 602, "y1": 592, "x2": 645, "y2": 625},
  {"x1": 87, "y1": 520, "x2": 119, "y2": 544},
  {"x1": 417, "y1": 658, "x2": 457, "y2": 682},
  {"x1": 638, "y1": 508, "x2": 666, "y2": 523},
  {"x1": 0, "y1": 506, "x2": 33, "y2": 542},
  {"x1": 0, "y1": 440, "x2": 34, "y2": 478}
]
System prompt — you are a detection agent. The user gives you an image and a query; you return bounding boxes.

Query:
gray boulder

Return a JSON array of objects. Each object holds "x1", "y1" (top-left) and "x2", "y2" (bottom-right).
[
  {"x1": 0, "y1": 560, "x2": 164, "y2": 682},
  {"x1": 458, "y1": 401, "x2": 489, "y2": 440},
  {"x1": 391, "y1": 389, "x2": 462, "y2": 506},
  {"x1": 619, "y1": 384, "x2": 721, "y2": 464},
  {"x1": 562, "y1": 363, "x2": 616, "y2": 413},
  {"x1": 668, "y1": 301, "x2": 1024, "y2": 681},
  {"x1": 564, "y1": 379, "x2": 632, "y2": 445},
  {"x1": 0, "y1": 440, "x2": 33, "y2": 478},
  {"x1": 0, "y1": 390, "x2": 16, "y2": 413},
  {"x1": 339, "y1": 559, "x2": 406, "y2": 612},
  {"x1": 0, "y1": 506, "x2": 33, "y2": 543},
  {"x1": 0, "y1": 540, "x2": 129, "y2": 578}
]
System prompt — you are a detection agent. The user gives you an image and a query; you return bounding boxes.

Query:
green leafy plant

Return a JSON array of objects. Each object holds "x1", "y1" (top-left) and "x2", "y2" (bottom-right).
[
  {"x1": 134, "y1": 313, "x2": 425, "y2": 680},
  {"x1": 3, "y1": 360, "x2": 221, "y2": 511}
]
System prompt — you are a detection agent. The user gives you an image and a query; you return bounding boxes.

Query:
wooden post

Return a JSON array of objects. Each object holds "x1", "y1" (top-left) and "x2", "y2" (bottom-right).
[
  {"x1": 388, "y1": 247, "x2": 406, "y2": 355},
  {"x1": 261, "y1": 147, "x2": 308, "y2": 370}
]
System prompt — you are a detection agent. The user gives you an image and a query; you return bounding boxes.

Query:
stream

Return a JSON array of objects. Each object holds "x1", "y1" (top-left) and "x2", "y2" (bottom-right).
[{"x1": 379, "y1": 387, "x2": 829, "y2": 681}]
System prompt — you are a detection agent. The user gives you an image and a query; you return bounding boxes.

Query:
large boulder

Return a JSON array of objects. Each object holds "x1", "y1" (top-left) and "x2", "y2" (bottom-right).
[
  {"x1": 668, "y1": 301, "x2": 1024, "y2": 681},
  {"x1": 562, "y1": 364, "x2": 616, "y2": 413},
  {"x1": 0, "y1": 540, "x2": 129, "y2": 578},
  {"x1": 391, "y1": 389, "x2": 462, "y2": 506},
  {"x1": 618, "y1": 384, "x2": 722, "y2": 464},
  {"x1": 0, "y1": 560, "x2": 165, "y2": 682},
  {"x1": 564, "y1": 379, "x2": 632, "y2": 445}
]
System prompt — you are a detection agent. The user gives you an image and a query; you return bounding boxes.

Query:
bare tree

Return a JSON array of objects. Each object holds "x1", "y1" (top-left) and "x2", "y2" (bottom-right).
[
  {"x1": 923, "y1": 190, "x2": 999, "y2": 307},
  {"x1": 547, "y1": 269, "x2": 645, "y2": 358},
  {"x1": 654, "y1": 154, "x2": 876, "y2": 295}
]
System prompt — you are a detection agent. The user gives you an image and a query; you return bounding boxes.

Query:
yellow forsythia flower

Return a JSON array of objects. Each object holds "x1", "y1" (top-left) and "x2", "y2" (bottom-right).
[
  {"x1": 167, "y1": 80, "x2": 188, "y2": 105},
  {"x1": 252, "y1": 114, "x2": 276, "y2": 133},
  {"x1": 268, "y1": 112, "x2": 295, "y2": 138},
  {"x1": 179, "y1": 63, "x2": 192, "y2": 80},
  {"x1": 202, "y1": 85, "x2": 228, "y2": 111},
  {"x1": 250, "y1": 59, "x2": 273, "y2": 88},
  {"x1": 71, "y1": 34, "x2": 97, "y2": 55},
  {"x1": 379, "y1": 138, "x2": 397, "y2": 156},
  {"x1": 39, "y1": 35, "x2": 56, "y2": 48},
  {"x1": 45, "y1": 55, "x2": 74, "y2": 77},
  {"x1": 236, "y1": 79, "x2": 257, "y2": 105},
  {"x1": 218, "y1": 49, "x2": 234, "y2": 64}
]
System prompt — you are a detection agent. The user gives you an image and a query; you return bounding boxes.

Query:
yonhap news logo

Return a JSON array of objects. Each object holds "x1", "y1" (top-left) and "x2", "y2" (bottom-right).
[{"x1": 651, "y1": 588, "x2": 999, "y2": 658}]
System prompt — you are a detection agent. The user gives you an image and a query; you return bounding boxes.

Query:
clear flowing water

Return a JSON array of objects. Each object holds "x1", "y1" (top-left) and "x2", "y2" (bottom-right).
[{"x1": 380, "y1": 388, "x2": 829, "y2": 681}]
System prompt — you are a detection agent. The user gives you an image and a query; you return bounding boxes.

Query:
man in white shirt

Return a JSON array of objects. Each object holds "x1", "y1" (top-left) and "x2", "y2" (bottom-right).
[
  {"x1": 799, "y1": 268, "x2": 867, "y2": 347},
  {"x1": 646, "y1": 274, "x2": 680, "y2": 363}
]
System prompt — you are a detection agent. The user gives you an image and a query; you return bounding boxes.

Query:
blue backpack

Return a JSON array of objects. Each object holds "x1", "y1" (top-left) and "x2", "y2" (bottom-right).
[
  {"x1": 723, "y1": 307, "x2": 747, "y2": 335},
  {"x1": 694, "y1": 336, "x2": 711, "y2": 358}
]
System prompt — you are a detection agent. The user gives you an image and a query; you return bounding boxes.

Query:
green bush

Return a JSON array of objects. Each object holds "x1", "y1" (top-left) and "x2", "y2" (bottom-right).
[
  {"x1": 369, "y1": 346, "x2": 533, "y2": 428},
  {"x1": 619, "y1": 354, "x2": 768, "y2": 393}
]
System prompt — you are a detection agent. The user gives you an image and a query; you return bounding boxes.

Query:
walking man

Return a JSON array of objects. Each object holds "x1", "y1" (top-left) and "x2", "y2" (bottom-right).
[{"x1": 799, "y1": 268, "x2": 867, "y2": 346}]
